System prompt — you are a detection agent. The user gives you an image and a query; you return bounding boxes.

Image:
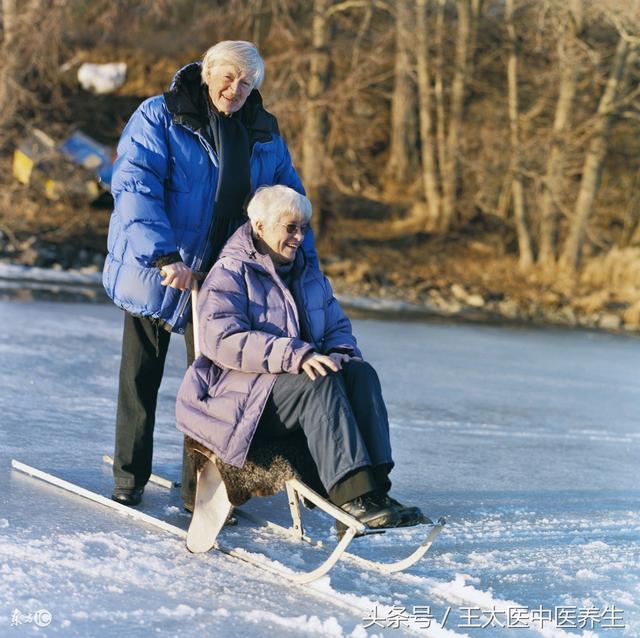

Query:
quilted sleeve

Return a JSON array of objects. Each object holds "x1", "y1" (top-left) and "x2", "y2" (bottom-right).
[
  {"x1": 111, "y1": 97, "x2": 178, "y2": 266},
  {"x1": 198, "y1": 262, "x2": 314, "y2": 374}
]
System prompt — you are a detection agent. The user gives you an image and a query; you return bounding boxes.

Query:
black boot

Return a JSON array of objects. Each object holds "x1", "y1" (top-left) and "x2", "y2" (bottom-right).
[
  {"x1": 336, "y1": 492, "x2": 402, "y2": 537},
  {"x1": 112, "y1": 486, "x2": 144, "y2": 506},
  {"x1": 376, "y1": 493, "x2": 431, "y2": 527}
]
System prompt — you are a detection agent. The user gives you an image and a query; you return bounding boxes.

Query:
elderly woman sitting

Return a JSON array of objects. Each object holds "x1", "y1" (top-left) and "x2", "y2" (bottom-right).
[{"x1": 176, "y1": 185, "x2": 425, "y2": 531}]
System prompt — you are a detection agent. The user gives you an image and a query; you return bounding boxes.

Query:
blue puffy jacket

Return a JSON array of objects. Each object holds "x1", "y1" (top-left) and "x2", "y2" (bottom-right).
[{"x1": 103, "y1": 62, "x2": 311, "y2": 333}]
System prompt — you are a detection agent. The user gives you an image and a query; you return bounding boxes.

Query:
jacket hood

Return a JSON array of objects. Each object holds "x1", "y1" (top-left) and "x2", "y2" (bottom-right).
[
  {"x1": 163, "y1": 62, "x2": 279, "y2": 143},
  {"x1": 219, "y1": 221, "x2": 307, "y2": 275}
]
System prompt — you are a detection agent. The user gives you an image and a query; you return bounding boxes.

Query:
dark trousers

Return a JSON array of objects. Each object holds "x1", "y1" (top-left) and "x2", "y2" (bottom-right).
[
  {"x1": 257, "y1": 360, "x2": 394, "y2": 504},
  {"x1": 113, "y1": 312, "x2": 196, "y2": 504}
]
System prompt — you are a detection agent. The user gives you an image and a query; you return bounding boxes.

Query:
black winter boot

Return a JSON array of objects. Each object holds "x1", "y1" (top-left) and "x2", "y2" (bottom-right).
[
  {"x1": 111, "y1": 486, "x2": 144, "y2": 506},
  {"x1": 336, "y1": 492, "x2": 402, "y2": 537},
  {"x1": 376, "y1": 493, "x2": 431, "y2": 527}
]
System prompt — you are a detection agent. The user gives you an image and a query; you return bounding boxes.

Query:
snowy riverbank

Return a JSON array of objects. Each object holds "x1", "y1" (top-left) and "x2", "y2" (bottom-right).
[{"x1": 1, "y1": 261, "x2": 639, "y2": 336}]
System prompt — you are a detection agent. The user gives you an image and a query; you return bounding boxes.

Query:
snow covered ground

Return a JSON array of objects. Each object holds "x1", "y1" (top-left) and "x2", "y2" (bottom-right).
[{"x1": 0, "y1": 294, "x2": 638, "y2": 637}]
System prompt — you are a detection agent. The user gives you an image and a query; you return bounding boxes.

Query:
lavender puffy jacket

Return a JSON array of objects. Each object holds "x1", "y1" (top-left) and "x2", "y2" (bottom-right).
[{"x1": 176, "y1": 221, "x2": 361, "y2": 468}]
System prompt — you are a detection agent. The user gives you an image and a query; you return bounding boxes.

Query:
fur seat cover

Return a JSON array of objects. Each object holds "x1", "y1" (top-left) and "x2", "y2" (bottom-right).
[{"x1": 186, "y1": 434, "x2": 327, "y2": 507}]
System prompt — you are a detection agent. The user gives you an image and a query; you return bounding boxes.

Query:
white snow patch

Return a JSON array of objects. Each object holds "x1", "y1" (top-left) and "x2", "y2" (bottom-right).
[
  {"x1": 157, "y1": 604, "x2": 204, "y2": 618},
  {"x1": 72, "y1": 611, "x2": 90, "y2": 620},
  {"x1": 241, "y1": 610, "x2": 345, "y2": 636},
  {"x1": 607, "y1": 590, "x2": 637, "y2": 608},
  {"x1": 77, "y1": 62, "x2": 127, "y2": 94},
  {"x1": 0, "y1": 263, "x2": 102, "y2": 284},
  {"x1": 576, "y1": 569, "x2": 598, "y2": 580}
]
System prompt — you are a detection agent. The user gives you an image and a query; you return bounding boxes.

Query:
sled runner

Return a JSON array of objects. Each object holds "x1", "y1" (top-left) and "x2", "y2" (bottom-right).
[{"x1": 13, "y1": 456, "x2": 444, "y2": 586}]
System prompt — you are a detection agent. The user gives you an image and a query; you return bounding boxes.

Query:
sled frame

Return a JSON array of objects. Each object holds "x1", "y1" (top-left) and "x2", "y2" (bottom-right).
[{"x1": 186, "y1": 449, "x2": 446, "y2": 583}]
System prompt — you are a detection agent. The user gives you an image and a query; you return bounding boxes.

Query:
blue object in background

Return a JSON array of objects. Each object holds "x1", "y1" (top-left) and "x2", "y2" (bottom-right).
[{"x1": 59, "y1": 130, "x2": 114, "y2": 190}]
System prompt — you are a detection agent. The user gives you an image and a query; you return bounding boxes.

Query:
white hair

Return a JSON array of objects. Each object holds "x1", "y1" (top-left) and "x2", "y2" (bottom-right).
[
  {"x1": 201, "y1": 40, "x2": 265, "y2": 89},
  {"x1": 247, "y1": 185, "x2": 312, "y2": 227}
]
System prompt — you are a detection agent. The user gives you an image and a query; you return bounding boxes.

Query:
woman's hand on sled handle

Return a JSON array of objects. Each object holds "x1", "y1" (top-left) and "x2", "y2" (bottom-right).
[
  {"x1": 300, "y1": 352, "x2": 339, "y2": 381},
  {"x1": 160, "y1": 262, "x2": 193, "y2": 291}
]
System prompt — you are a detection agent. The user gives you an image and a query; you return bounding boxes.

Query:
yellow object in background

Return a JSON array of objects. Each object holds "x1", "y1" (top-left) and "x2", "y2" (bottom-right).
[{"x1": 12, "y1": 149, "x2": 34, "y2": 184}]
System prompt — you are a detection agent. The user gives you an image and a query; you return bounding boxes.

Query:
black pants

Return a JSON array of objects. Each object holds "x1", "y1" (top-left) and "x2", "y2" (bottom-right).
[
  {"x1": 113, "y1": 312, "x2": 196, "y2": 504},
  {"x1": 257, "y1": 360, "x2": 394, "y2": 505}
]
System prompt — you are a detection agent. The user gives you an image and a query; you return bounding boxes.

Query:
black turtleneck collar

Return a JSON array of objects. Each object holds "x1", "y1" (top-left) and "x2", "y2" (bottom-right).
[{"x1": 162, "y1": 61, "x2": 279, "y2": 147}]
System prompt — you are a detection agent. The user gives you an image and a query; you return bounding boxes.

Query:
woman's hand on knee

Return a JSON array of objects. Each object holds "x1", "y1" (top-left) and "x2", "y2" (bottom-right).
[{"x1": 300, "y1": 352, "x2": 339, "y2": 380}]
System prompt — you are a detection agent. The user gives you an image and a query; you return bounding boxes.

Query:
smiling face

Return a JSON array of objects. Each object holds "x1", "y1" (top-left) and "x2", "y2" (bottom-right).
[
  {"x1": 206, "y1": 64, "x2": 253, "y2": 115},
  {"x1": 254, "y1": 211, "x2": 310, "y2": 265}
]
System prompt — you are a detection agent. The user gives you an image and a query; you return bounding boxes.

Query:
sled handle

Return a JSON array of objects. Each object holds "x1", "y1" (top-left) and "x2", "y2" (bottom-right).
[{"x1": 191, "y1": 278, "x2": 200, "y2": 359}]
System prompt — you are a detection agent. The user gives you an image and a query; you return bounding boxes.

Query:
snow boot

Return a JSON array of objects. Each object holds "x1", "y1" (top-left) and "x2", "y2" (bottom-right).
[
  {"x1": 336, "y1": 492, "x2": 402, "y2": 538},
  {"x1": 377, "y1": 493, "x2": 431, "y2": 527},
  {"x1": 111, "y1": 486, "x2": 144, "y2": 506}
]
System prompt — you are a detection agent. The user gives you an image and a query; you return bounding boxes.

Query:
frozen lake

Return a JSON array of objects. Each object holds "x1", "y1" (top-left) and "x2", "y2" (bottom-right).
[{"x1": 0, "y1": 298, "x2": 638, "y2": 637}]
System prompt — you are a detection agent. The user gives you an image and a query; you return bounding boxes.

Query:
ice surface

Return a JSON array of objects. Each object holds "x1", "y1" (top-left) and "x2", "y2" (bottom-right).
[{"x1": 0, "y1": 298, "x2": 638, "y2": 637}]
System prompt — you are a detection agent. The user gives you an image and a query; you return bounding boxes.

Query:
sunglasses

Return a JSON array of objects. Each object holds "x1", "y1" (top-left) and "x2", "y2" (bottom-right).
[{"x1": 278, "y1": 222, "x2": 311, "y2": 235}]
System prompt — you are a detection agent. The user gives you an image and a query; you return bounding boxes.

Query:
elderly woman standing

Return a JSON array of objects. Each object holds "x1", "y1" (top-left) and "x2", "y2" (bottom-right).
[
  {"x1": 103, "y1": 41, "x2": 313, "y2": 508},
  {"x1": 176, "y1": 185, "x2": 425, "y2": 532}
]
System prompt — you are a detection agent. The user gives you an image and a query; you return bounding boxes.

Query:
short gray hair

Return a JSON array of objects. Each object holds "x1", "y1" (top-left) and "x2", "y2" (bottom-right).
[
  {"x1": 247, "y1": 185, "x2": 312, "y2": 226},
  {"x1": 201, "y1": 40, "x2": 265, "y2": 89}
]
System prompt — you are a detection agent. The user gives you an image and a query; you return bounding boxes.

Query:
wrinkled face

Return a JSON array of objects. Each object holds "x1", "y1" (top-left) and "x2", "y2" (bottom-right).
[
  {"x1": 206, "y1": 64, "x2": 253, "y2": 115},
  {"x1": 256, "y1": 211, "x2": 310, "y2": 265}
]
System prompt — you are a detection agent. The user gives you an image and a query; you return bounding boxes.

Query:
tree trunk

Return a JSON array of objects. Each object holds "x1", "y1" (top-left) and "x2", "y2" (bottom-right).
[
  {"x1": 560, "y1": 35, "x2": 630, "y2": 271},
  {"x1": 0, "y1": 0, "x2": 19, "y2": 131},
  {"x1": 468, "y1": 0, "x2": 483, "y2": 79},
  {"x1": 506, "y1": 0, "x2": 533, "y2": 269},
  {"x1": 415, "y1": 0, "x2": 440, "y2": 227},
  {"x1": 440, "y1": 0, "x2": 470, "y2": 232},
  {"x1": 434, "y1": 0, "x2": 447, "y2": 199},
  {"x1": 302, "y1": 0, "x2": 331, "y2": 235},
  {"x1": 386, "y1": 0, "x2": 418, "y2": 185},
  {"x1": 538, "y1": 3, "x2": 581, "y2": 265}
]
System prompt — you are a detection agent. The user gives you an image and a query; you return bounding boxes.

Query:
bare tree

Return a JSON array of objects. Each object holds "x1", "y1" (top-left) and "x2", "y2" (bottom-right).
[
  {"x1": 386, "y1": 0, "x2": 419, "y2": 187},
  {"x1": 537, "y1": 1, "x2": 582, "y2": 265},
  {"x1": 434, "y1": 0, "x2": 447, "y2": 200},
  {"x1": 560, "y1": 32, "x2": 634, "y2": 270},
  {"x1": 301, "y1": 0, "x2": 332, "y2": 234},
  {"x1": 0, "y1": 0, "x2": 19, "y2": 134},
  {"x1": 506, "y1": 0, "x2": 534, "y2": 269},
  {"x1": 413, "y1": 0, "x2": 481, "y2": 232},
  {"x1": 415, "y1": 0, "x2": 441, "y2": 227},
  {"x1": 439, "y1": 0, "x2": 475, "y2": 232}
]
